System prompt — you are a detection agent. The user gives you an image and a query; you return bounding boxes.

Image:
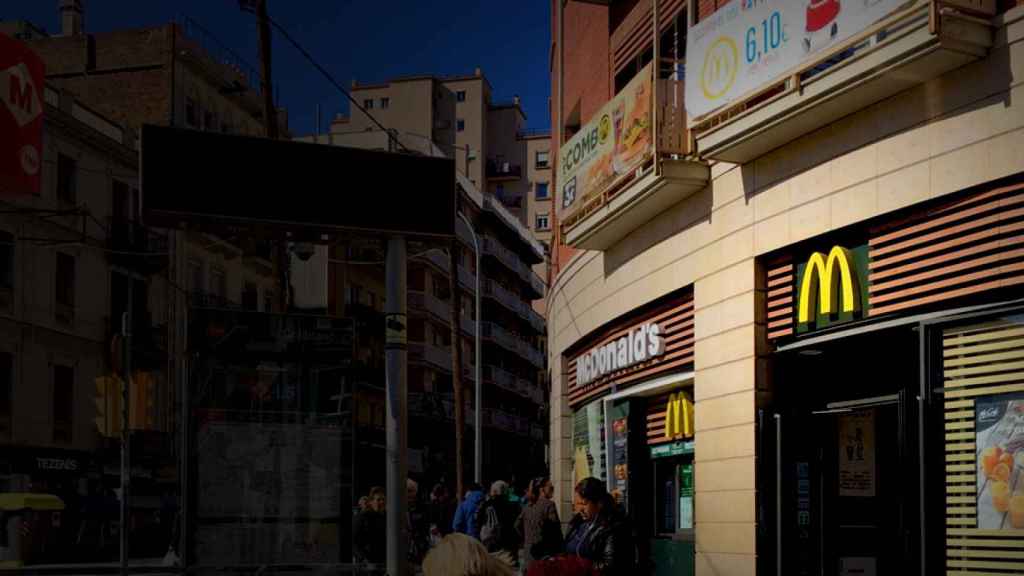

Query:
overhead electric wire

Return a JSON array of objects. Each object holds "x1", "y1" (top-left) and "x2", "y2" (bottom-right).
[{"x1": 262, "y1": 14, "x2": 410, "y2": 153}]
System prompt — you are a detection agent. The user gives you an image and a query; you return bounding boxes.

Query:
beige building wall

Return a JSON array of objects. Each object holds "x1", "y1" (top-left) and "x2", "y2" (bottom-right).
[
  {"x1": 486, "y1": 106, "x2": 530, "y2": 221},
  {"x1": 547, "y1": 10, "x2": 1024, "y2": 576},
  {"x1": 444, "y1": 76, "x2": 489, "y2": 188},
  {"x1": 525, "y1": 135, "x2": 553, "y2": 316},
  {"x1": 347, "y1": 78, "x2": 436, "y2": 143}
]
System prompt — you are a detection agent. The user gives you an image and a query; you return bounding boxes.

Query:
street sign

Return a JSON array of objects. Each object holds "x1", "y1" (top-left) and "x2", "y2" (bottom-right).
[
  {"x1": 141, "y1": 125, "x2": 456, "y2": 239},
  {"x1": 0, "y1": 32, "x2": 44, "y2": 196}
]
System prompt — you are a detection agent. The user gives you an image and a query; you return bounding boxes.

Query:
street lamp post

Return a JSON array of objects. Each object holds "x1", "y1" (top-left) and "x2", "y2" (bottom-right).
[{"x1": 457, "y1": 212, "x2": 483, "y2": 485}]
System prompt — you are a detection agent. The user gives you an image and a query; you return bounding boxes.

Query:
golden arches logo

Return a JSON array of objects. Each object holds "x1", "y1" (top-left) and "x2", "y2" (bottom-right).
[
  {"x1": 598, "y1": 114, "x2": 611, "y2": 145},
  {"x1": 797, "y1": 246, "x2": 861, "y2": 324},
  {"x1": 701, "y1": 37, "x2": 738, "y2": 100},
  {"x1": 664, "y1": 392, "x2": 694, "y2": 439}
]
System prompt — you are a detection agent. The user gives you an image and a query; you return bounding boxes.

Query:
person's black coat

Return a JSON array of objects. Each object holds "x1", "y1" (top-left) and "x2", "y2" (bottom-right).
[
  {"x1": 473, "y1": 495, "x2": 520, "y2": 553},
  {"x1": 352, "y1": 509, "x2": 386, "y2": 564},
  {"x1": 564, "y1": 505, "x2": 635, "y2": 574}
]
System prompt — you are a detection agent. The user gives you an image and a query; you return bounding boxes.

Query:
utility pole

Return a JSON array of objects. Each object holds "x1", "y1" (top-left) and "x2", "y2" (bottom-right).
[
  {"x1": 385, "y1": 236, "x2": 409, "y2": 576},
  {"x1": 449, "y1": 234, "x2": 466, "y2": 500},
  {"x1": 119, "y1": 296, "x2": 132, "y2": 576},
  {"x1": 256, "y1": 0, "x2": 278, "y2": 140}
]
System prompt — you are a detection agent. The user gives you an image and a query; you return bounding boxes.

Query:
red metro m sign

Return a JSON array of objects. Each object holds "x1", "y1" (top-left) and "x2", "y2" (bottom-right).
[{"x1": 0, "y1": 32, "x2": 44, "y2": 196}]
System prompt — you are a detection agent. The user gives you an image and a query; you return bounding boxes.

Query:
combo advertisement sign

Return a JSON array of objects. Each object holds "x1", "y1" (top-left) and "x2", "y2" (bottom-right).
[
  {"x1": 559, "y1": 62, "x2": 653, "y2": 217},
  {"x1": 685, "y1": 0, "x2": 910, "y2": 119},
  {"x1": 0, "y1": 32, "x2": 44, "y2": 196}
]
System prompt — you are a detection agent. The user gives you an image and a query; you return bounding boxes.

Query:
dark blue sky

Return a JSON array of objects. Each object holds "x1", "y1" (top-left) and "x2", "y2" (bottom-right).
[{"x1": 6, "y1": 1, "x2": 552, "y2": 136}]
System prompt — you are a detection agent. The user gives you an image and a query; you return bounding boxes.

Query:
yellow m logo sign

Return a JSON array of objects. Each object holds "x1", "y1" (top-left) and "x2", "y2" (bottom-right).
[
  {"x1": 797, "y1": 246, "x2": 861, "y2": 324},
  {"x1": 665, "y1": 392, "x2": 694, "y2": 439}
]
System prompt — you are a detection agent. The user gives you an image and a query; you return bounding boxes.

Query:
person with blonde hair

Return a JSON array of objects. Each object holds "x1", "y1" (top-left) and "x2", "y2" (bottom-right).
[{"x1": 422, "y1": 533, "x2": 515, "y2": 576}]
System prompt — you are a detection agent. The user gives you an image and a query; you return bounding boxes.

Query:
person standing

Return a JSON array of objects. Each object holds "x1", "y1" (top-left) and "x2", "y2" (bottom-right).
[
  {"x1": 428, "y1": 484, "x2": 456, "y2": 546},
  {"x1": 353, "y1": 486, "x2": 386, "y2": 565},
  {"x1": 563, "y1": 477, "x2": 635, "y2": 574},
  {"x1": 453, "y1": 483, "x2": 485, "y2": 538},
  {"x1": 475, "y1": 481, "x2": 520, "y2": 557},
  {"x1": 516, "y1": 477, "x2": 563, "y2": 570},
  {"x1": 408, "y1": 478, "x2": 429, "y2": 566}
]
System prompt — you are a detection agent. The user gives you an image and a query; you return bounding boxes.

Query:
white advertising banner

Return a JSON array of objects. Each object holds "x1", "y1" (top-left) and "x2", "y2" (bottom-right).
[{"x1": 685, "y1": 0, "x2": 911, "y2": 119}]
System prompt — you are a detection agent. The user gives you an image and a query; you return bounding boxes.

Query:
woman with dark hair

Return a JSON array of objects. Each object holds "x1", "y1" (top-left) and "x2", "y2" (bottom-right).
[
  {"x1": 515, "y1": 476, "x2": 563, "y2": 570},
  {"x1": 562, "y1": 477, "x2": 635, "y2": 574}
]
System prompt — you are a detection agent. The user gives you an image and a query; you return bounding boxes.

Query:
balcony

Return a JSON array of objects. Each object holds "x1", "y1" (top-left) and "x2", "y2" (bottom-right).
[
  {"x1": 409, "y1": 291, "x2": 477, "y2": 337},
  {"x1": 416, "y1": 249, "x2": 476, "y2": 293},
  {"x1": 692, "y1": 0, "x2": 994, "y2": 164},
  {"x1": 560, "y1": 68, "x2": 710, "y2": 250},
  {"x1": 525, "y1": 306, "x2": 545, "y2": 333},
  {"x1": 520, "y1": 261, "x2": 546, "y2": 299},
  {"x1": 107, "y1": 218, "x2": 169, "y2": 273},
  {"x1": 486, "y1": 159, "x2": 522, "y2": 180},
  {"x1": 482, "y1": 321, "x2": 517, "y2": 350},
  {"x1": 407, "y1": 342, "x2": 452, "y2": 372},
  {"x1": 482, "y1": 235, "x2": 522, "y2": 274}
]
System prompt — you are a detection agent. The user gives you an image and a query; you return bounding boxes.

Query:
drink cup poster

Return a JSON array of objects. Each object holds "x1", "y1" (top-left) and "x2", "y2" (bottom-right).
[
  {"x1": 975, "y1": 393, "x2": 1024, "y2": 529},
  {"x1": 685, "y1": 0, "x2": 913, "y2": 119}
]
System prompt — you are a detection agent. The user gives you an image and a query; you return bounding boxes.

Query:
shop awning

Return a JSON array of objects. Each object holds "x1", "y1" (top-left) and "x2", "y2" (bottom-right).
[{"x1": 0, "y1": 493, "x2": 65, "y2": 511}]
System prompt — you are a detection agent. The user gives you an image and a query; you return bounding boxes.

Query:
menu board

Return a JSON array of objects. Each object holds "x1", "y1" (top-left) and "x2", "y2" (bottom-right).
[
  {"x1": 679, "y1": 463, "x2": 694, "y2": 530},
  {"x1": 975, "y1": 392, "x2": 1024, "y2": 529},
  {"x1": 609, "y1": 401, "x2": 630, "y2": 509}
]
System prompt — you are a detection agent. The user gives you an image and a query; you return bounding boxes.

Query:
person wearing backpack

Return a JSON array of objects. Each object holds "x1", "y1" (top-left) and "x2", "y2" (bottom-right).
[{"x1": 475, "y1": 480, "x2": 520, "y2": 559}]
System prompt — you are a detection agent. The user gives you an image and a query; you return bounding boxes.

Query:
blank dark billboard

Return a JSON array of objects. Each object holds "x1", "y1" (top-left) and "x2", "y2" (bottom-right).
[{"x1": 141, "y1": 124, "x2": 455, "y2": 238}]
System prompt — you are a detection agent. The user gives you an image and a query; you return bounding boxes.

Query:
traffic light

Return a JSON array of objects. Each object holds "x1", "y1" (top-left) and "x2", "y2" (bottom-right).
[
  {"x1": 93, "y1": 375, "x2": 122, "y2": 438},
  {"x1": 94, "y1": 372, "x2": 156, "y2": 436}
]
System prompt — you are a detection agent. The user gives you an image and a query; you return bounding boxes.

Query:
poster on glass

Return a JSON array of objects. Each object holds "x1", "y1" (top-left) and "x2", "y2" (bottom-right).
[{"x1": 975, "y1": 392, "x2": 1024, "y2": 529}]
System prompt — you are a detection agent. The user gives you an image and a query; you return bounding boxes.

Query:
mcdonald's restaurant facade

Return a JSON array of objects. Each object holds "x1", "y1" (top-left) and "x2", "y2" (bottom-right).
[{"x1": 547, "y1": 4, "x2": 1024, "y2": 575}]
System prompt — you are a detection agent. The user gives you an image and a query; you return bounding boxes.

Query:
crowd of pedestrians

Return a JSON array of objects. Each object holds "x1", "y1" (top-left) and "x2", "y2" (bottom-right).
[{"x1": 353, "y1": 474, "x2": 637, "y2": 575}]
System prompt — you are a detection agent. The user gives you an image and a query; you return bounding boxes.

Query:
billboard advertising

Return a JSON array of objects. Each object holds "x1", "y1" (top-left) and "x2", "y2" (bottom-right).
[
  {"x1": 559, "y1": 63, "x2": 653, "y2": 218},
  {"x1": 975, "y1": 393, "x2": 1024, "y2": 529},
  {"x1": 685, "y1": 0, "x2": 911, "y2": 119}
]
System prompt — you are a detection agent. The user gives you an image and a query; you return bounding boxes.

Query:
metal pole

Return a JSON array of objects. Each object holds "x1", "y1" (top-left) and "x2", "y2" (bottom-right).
[
  {"x1": 385, "y1": 235, "x2": 408, "y2": 576},
  {"x1": 256, "y1": 0, "x2": 278, "y2": 139},
  {"x1": 458, "y1": 212, "x2": 482, "y2": 485},
  {"x1": 120, "y1": 297, "x2": 132, "y2": 576},
  {"x1": 775, "y1": 413, "x2": 782, "y2": 576}
]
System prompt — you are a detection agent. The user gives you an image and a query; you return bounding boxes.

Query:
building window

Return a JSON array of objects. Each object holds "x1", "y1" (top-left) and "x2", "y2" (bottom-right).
[
  {"x1": 535, "y1": 150, "x2": 550, "y2": 169},
  {"x1": 210, "y1": 267, "x2": 226, "y2": 302},
  {"x1": 56, "y1": 153, "x2": 76, "y2": 204},
  {"x1": 185, "y1": 97, "x2": 197, "y2": 127},
  {"x1": 496, "y1": 184, "x2": 505, "y2": 200},
  {"x1": 53, "y1": 364, "x2": 73, "y2": 444},
  {"x1": 380, "y1": 97, "x2": 390, "y2": 109},
  {"x1": 204, "y1": 110, "x2": 216, "y2": 131},
  {"x1": 363, "y1": 99, "x2": 374, "y2": 110},
  {"x1": 535, "y1": 213, "x2": 550, "y2": 231},
  {"x1": 348, "y1": 284, "x2": 362, "y2": 307},
  {"x1": 56, "y1": 252, "x2": 75, "y2": 314},
  {"x1": 0, "y1": 351, "x2": 11, "y2": 438},
  {"x1": 535, "y1": 182, "x2": 549, "y2": 200},
  {"x1": 456, "y1": 90, "x2": 466, "y2": 102},
  {"x1": 263, "y1": 290, "x2": 274, "y2": 313},
  {"x1": 0, "y1": 231, "x2": 14, "y2": 291},
  {"x1": 188, "y1": 260, "x2": 204, "y2": 295},
  {"x1": 456, "y1": 119, "x2": 465, "y2": 132},
  {"x1": 243, "y1": 282, "x2": 258, "y2": 311}
]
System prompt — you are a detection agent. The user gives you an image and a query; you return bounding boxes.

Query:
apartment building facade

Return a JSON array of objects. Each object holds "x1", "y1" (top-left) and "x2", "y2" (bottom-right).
[
  {"x1": 524, "y1": 132, "x2": 553, "y2": 315},
  {"x1": 2, "y1": 5, "x2": 289, "y2": 567},
  {"x1": 548, "y1": 0, "x2": 1024, "y2": 575}
]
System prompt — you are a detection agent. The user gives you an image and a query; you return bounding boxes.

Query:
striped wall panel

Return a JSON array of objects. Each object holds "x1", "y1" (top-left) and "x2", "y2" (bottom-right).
[
  {"x1": 610, "y1": 0, "x2": 686, "y2": 76},
  {"x1": 766, "y1": 257, "x2": 795, "y2": 340},
  {"x1": 645, "y1": 388, "x2": 695, "y2": 446},
  {"x1": 943, "y1": 319, "x2": 1024, "y2": 574},
  {"x1": 868, "y1": 183, "x2": 1024, "y2": 317},
  {"x1": 566, "y1": 293, "x2": 694, "y2": 409}
]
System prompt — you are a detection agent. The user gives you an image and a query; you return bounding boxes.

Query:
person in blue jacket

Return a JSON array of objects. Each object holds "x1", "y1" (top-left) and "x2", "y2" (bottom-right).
[{"x1": 452, "y1": 483, "x2": 485, "y2": 538}]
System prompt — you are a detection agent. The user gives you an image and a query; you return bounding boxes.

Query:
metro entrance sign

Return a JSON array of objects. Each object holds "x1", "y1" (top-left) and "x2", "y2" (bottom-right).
[{"x1": 0, "y1": 32, "x2": 44, "y2": 196}]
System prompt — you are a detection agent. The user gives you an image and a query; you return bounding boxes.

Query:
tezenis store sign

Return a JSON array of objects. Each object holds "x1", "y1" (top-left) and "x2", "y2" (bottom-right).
[
  {"x1": 795, "y1": 244, "x2": 869, "y2": 333},
  {"x1": 575, "y1": 323, "x2": 665, "y2": 386}
]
